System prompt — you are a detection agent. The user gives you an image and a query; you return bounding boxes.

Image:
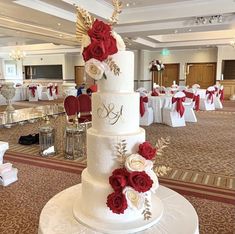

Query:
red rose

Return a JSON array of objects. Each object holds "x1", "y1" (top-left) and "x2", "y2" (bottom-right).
[
  {"x1": 106, "y1": 191, "x2": 128, "y2": 214},
  {"x1": 112, "y1": 168, "x2": 130, "y2": 178},
  {"x1": 82, "y1": 39, "x2": 108, "y2": 62},
  {"x1": 104, "y1": 36, "x2": 118, "y2": 56},
  {"x1": 109, "y1": 174, "x2": 127, "y2": 191},
  {"x1": 128, "y1": 171, "x2": 153, "y2": 193},
  {"x1": 88, "y1": 19, "x2": 111, "y2": 40},
  {"x1": 138, "y1": 142, "x2": 156, "y2": 160}
]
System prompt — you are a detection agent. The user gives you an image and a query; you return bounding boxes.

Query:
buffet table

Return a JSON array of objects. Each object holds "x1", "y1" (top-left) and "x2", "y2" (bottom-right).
[{"x1": 38, "y1": 184, "x2": 199, "y2": 234}]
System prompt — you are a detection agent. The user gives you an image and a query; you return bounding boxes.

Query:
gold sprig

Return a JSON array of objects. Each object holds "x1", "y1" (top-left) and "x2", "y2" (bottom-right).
[
  {"x1": 115, "y1": 139, "x2": 127, "y2": 166},
  {"x1": 154, "y1": 165, "x2": 171, "y2": 177},
  {"x1": 155, "y1": 137, "x2": 170, "y2": 157},
  {"x1": 108, "y1": 0, "x2": 123, "y2": 26},
  {"x1": 76, "y1": 6, "x2": 95, "y2": 42},
  {"x1": 105, "y1": 57, "x2": 121, "y2": 76},
  {"x1": 142, "y1": 196, "x2": 152, "y2": 220}
]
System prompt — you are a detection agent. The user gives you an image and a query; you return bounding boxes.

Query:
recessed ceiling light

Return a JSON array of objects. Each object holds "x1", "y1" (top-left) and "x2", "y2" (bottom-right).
[
  {"x1": 188, "y1": 28, "x2": 192, "y2": 32},
  {"x1": 174, "y1": 29, "x2": 178, "y2": 34},
  {"x1": 126, "y1": 3, "x2": 130, "y2": 7},
  {"x1": 59, "y1": 34, "x2": 63, "y2": 37},
  {"x1": 57, "y1": 23, "x2": 61, "y2": 26}
]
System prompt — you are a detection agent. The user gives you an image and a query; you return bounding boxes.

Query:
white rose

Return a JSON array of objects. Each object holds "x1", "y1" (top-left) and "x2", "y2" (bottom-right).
[
  {"x1": 123, "y1": 186, "x2": 145, "y2": 211},
  {"x1": 111, "y1": 31, "x2": 126, "y2": 51},
  {"x1": 85, "y1": 59, "x2": 105, "y2": 81},
  {"x1": 125, "y1": 154, "x2": 153, "y2": 172}
]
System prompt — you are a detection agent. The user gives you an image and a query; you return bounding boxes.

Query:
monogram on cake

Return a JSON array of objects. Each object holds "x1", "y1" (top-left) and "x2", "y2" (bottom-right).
[{"x1": 73, "y1": 1, "x2": 164, "y2": 233}]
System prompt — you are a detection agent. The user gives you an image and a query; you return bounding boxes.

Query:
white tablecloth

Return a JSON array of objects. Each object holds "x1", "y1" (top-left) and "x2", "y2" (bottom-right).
[
  {"x1": 38, "y1": 184, "x2": 199, "y2": 234},
  {"x1": 148, "y1": 95, "x2": 172, "y2": 123}
]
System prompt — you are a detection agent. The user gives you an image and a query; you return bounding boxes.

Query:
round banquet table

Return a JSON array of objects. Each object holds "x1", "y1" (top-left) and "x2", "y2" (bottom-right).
[{"x1": 38, "y1": 184, "x2": 199, "y2": 234}]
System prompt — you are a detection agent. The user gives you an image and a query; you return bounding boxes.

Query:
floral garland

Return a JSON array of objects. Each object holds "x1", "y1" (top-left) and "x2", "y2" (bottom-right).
[
  {"x1": 106, "y1": 141, "x2": 159, "y2": 219},
  {"x1": 149, "y1": 60, "x2": 165, "y2": 72}
]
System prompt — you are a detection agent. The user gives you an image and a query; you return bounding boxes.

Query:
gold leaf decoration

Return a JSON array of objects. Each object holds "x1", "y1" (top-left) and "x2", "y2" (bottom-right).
[
  {"x1": 155, "y1": 136, "x2": 170, "y2": 157},
  {"x1": 142, "y1": 196, "x2": 152, "y2": 220},
  {"x1": 76, "y1": 6, "x2": 95, "y2": 42},
  {"x1": 154, "y1": 165, "x2": 171, "y2": 177},
  {"x1": 115, "y1": 139, "x2": 127, "y2": 166},
  {"x1": 105, "y1": 57, "x2": 121, "y2": 76},
  {"x1": 108, "y1": 0, "x2": 123, "y2": 26}
]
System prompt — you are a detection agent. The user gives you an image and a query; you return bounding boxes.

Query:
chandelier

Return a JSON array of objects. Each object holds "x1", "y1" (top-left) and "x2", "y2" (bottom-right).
[{"x1": 9, "y1": 49, "x2": 26, "y2": 61}]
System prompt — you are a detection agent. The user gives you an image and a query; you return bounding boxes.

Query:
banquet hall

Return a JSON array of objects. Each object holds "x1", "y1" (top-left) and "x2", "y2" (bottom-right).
[{"x1": 0, "y1": 0, "x2": 234, "y2": 234}]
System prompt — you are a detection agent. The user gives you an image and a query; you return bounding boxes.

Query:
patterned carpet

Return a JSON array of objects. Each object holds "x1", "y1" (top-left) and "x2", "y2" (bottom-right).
[
  {"x1": 0, "y1": 162, "x2": 234, "y2": 234},
  {"x1": 1, "y1": 101, "x2": 235, "y2": 233}
]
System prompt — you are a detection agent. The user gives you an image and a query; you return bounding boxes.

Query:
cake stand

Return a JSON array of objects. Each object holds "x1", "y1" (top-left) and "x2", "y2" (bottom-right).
[{"x1": 38, "y1": 185, "x2": 199, "y2": 234}]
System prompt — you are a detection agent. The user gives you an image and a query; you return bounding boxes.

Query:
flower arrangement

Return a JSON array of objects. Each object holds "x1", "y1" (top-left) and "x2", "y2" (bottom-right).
[
  {"x1": 149, "y1": 60, "x2": 165, "y2": 72},
  {"x1": 76, "y1": 1, "x2": 125, "y2": 81},
  {"x1": 106, "y1": 140, "x2": 163, "y2": 220}
]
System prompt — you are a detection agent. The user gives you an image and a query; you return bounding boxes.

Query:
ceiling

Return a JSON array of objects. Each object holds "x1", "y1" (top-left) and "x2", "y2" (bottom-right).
[{"x1": 0, "y1": 0, "x2": 235, "y2": 57}]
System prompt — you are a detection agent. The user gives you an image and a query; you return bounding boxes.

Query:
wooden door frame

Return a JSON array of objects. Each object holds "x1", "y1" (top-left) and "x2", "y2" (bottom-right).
[{"x1": 185, "y1": 62, "x2": 217, "y2": 86}]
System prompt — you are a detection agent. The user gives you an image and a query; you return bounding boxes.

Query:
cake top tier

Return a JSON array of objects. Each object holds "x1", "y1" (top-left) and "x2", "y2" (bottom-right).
[{"x1": 76, "y1": 3, "x2": 132, "y2": 91}]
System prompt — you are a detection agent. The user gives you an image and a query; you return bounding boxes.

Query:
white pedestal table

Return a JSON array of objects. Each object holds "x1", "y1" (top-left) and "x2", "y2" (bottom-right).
[{"x1": 38, "y1": 184, "x2": 199, "y2": 234}]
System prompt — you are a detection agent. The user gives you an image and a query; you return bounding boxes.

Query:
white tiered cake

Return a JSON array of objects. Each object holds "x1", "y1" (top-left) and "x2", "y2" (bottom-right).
[
  {"x1": 73, "y1": 5, "x2": 163, "y2": 232},
  {"x1": 73, "y1": 51, "x2": 163, "y2": 233}
]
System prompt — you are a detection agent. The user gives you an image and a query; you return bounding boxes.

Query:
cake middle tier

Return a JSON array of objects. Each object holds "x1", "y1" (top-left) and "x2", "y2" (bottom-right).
[
  {"x1": 92, "y1": 92, "x2": 140, "y2": 134},
  {"x1": 87, "y1": 127, "x2": 145, "y2": 181}
]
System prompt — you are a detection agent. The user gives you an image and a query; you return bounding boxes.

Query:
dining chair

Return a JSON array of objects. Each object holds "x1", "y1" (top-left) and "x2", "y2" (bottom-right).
[
  {"x1": 77, "y1": 94, "x2": 92, "y2": 123},
  {"x1": 162, "y1": 91, "x2": 186, "y2": 127},
  {"x1": 139, "y1": 93, "x2": 154, "y2": 126},
  {"x1": 183, "y1": 90, "x2": 197, "y2": 122},
  {"x1": 199, "y1": 86, "x2": 215, "y2": 111},
  {"x1": 64, "y1": 95, "x2": 79, "y2": 122}
]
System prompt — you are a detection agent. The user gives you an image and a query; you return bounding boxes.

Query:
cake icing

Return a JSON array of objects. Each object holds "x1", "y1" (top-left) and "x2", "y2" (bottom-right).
[{"x1": 73, "y1": 3, "x2": 163, "y2": 232}]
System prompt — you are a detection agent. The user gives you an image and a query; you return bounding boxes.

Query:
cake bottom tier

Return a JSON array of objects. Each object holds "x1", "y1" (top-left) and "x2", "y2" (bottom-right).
[{"x1": 73, "y1": 171, "x2": 164, "y2": 233}]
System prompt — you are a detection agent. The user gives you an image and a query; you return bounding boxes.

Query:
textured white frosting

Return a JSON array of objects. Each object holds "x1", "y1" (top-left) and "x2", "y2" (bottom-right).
[
  {"x1": 92, "y1": 92, "x2": 139, "y2": 134},
  {"x1": 97, "y1": 51, "x2": 134, "y2": 92},
  {"x1": 87, "y1": 128, "x2": 145, "y2": 181},
  {"x1": 80, "y1": 169, "x2": 145, "y2": 222}
]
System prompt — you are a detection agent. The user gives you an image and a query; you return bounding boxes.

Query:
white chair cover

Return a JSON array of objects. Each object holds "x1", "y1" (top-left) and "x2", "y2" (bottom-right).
[
  {"x1": 139, "y1": 93, "x2": 154, "y2": 126},
  {"x1": 214, "y1": 85, "x2": 223, "y2": 109},
  {"x1": 40, "y1": 83, "x2": 54, "y2": 100},
  {"x1": 183, "y1": 90, "x2": 197, "y2": 122},
  {"x1": 28, "y1": 84, "x2": 39, "y2": 101},
  {"x1": 162, "y1": 91, "x2": 186, "y2": 127},
  {"x1": 199, "y1": 86, "x2": 215, "y2": 111}
]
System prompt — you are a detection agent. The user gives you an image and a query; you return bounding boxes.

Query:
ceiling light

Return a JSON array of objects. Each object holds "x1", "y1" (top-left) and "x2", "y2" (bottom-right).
[
  {"x1": 126, "y1": 3, "x2": 130, "y2": 7},
  {"x1": 195, "y1": 15, "x2": 223, "y2": 25},
  {"x1": 9, "y1": 49, "x2": 26, "y2": 61}
]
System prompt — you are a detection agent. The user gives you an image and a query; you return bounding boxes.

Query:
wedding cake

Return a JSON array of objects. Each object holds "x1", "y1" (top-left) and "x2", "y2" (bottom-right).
[{"x1": 73, "y1": 2, "x2": 163, "y2": 233}]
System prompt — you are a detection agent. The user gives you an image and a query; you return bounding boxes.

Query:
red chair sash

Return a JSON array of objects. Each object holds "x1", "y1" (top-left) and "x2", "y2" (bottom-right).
[
  {"x1": 219, "y1": 89, "x2": 224, "y2": 102},
  {"x1": 172, "y1": 97, "x2": 186, "y2": 117},
  {"x1": 151, "y1": 90, "x2": 159, "y2": 96},
  {"x1": 206, "y1": 90, "x2": 215, "y2": 104},
  {"x1": 47, "y1": 86, "x2": 53, "y2": 96},
  {"x1": 29, "y1": 86, "x2": 37, "y2": 97},
  {"x1": 193, "y1": 95, "x2": 200, "y2": 111},
  {"x1": 183, "y1": 90, "x2": 194, "y2": 99},
  {"x1": 140, "y1": 96, "x2": 148, "y2": 117},
  {"x1": 55, "y1": 85, "x2": 58, "y2": 95}
]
